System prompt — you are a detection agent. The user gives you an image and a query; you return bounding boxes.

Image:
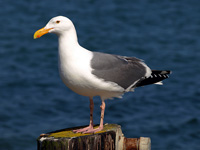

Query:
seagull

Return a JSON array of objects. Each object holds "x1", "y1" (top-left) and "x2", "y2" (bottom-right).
[{"x1": 34, "y1": 16, "x2": 171, "y2": 133}]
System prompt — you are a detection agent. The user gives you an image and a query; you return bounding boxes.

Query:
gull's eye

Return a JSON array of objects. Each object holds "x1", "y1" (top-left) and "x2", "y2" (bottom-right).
[{"x1": 56, "y1": 20, "x2": 60, "y2": 24}]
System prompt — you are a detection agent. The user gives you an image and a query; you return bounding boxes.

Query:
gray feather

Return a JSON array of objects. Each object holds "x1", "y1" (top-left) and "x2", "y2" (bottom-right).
[{"x1": 91, "y1": 52, "x2": 147, "y2": 89}]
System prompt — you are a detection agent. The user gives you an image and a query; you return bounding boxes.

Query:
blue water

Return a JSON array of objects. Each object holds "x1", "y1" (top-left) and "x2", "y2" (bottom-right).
[{"x1": 1, "y1": 0, "x2": 200, "y2": 149}]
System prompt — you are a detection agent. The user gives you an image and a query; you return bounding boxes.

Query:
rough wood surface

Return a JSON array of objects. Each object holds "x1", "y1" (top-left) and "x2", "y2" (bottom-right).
[
  {"x1": 139, "y1": 137, "x2": 151, "y2": 150},
  {"x1": 123, "y1": 137, "x2": 151, "y2": 150},
  {"x1": 37, "y1": 124, "x2": 150, "y2": 150}
]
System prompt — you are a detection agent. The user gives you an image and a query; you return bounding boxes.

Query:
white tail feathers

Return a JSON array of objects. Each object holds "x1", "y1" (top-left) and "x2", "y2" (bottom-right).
[{"x1": 154, "y1": 81, "x2": 163, "y2": 85}]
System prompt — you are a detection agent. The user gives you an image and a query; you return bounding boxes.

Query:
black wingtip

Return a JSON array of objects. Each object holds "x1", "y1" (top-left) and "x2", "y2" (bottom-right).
[{"x1": 136, "y1": 70, "x2": 172, "y2": 87}]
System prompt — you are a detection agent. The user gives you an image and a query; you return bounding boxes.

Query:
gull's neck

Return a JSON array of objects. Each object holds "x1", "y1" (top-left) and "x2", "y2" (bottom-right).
[
  {"x1": 57, "y1": 25, "x2": 92, "y2": 64},
  {"x1": 58, "y1": 26, "x2": 79, "y2": 51}
]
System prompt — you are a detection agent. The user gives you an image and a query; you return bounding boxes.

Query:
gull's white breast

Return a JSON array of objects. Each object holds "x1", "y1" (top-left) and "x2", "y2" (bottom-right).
[{"x1": 58, "y1": 46, "x2": 124, "y2": 99}]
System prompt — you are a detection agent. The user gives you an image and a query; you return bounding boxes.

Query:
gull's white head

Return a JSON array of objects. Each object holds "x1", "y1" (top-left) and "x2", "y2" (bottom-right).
[{"x1": 34, "y1": 16, "x2": 74, "y2": 39}]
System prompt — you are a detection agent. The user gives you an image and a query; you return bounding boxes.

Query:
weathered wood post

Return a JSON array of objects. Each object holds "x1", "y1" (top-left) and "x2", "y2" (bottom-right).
[{"x1": 37, "y1": 124, "x2": 151, "y2": 150}]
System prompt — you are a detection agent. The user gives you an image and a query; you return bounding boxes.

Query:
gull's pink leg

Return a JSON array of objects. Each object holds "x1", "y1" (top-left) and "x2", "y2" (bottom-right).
[
  {"x1": 73, "y1": 98, "x2": 94, "y2": 133},
  {"x1": 83, "y1": 100, "x2": 105, "y2": 133}
]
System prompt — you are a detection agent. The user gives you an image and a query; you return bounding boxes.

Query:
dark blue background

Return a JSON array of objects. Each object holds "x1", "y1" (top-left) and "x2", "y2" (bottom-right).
[{"x1": 1, "y1": 0, "x2": 200, "y2": 149}]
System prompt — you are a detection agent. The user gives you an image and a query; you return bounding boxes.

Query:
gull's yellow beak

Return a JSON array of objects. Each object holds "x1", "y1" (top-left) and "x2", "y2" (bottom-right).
[{"x1": 33, "y1": 27, "x2": 53, "y2": 39}]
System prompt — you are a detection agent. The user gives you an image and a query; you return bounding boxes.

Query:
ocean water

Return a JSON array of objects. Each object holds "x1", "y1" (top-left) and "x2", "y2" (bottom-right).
[{"x1": 1, "y1": 0, "x2": 200, "y2": 150}]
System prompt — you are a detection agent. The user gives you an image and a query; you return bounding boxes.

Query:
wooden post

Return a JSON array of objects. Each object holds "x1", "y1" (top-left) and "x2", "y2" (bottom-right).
[{"x1": 37, "y1": 124, "x2": 151, "y2": 150}]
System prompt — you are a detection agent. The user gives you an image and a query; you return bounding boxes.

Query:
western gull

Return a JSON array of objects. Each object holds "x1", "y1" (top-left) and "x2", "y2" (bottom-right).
[{"x1": 34, "y1": 16, "x2": 171, "y2": 133}]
